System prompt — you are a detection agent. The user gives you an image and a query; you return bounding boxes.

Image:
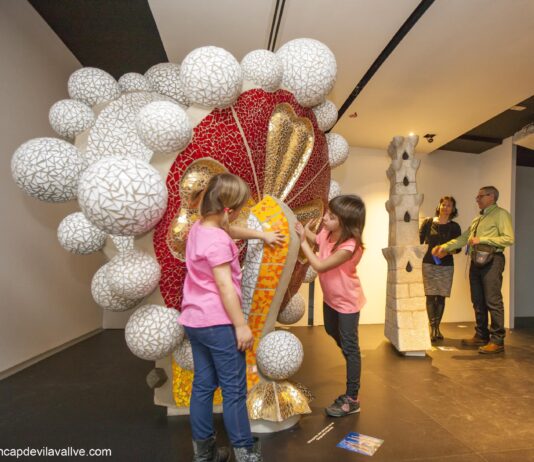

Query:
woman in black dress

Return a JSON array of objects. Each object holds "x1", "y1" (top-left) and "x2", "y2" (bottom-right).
[{"x1": 419, "y1": 196, "x2": 461, "y2": 342}]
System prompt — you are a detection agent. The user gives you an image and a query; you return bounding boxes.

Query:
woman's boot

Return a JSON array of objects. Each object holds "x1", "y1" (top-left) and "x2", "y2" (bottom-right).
[
  {"x1": 434, "y1": 296, "x2": 445, "y2": 340},
  {"x1": 233, "y1": 437, "x2": 263, "y2": 462},
  {"x1": 426, "y1": 296, "x2": 438, "y2": 342},
  {"x1": 192, "y1": 435, "x2": 231, "y2": 462}
]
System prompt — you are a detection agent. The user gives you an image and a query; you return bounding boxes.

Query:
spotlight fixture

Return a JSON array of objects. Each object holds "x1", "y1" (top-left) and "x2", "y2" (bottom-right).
[
  {"x1": 423, "y1": 133, "x2": 436, "y2": 143},
  {"x1": 349, "y1": 112, "x2": 358, "y2": 118}
]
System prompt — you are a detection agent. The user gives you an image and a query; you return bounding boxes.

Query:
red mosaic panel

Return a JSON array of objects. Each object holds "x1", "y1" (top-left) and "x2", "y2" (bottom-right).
[{"x1": 154, "y1": 89, "x2": 330, "y2": 309}]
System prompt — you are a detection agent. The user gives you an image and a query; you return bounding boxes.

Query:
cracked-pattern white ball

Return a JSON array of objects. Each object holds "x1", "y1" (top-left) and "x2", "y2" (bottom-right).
[
  {"x1": 136, "y1": 101, "x2": 192, "y2": 154},
  {"x1": 303, "y1": 266, "x2": 317, "y2": 283},
  {"x1": 276, "y1": 38, "x2": 337, "y2": 107},
  {"x1": 312, "y1": 100, "x2": 338, "y2": 132},
  {"x1": 91, "y1": 264, "x2": 142, "y2": 312},
  {"x1": 106, "y1": 250, "x2": 161, "y2": 299},
  {"x1": 118, "y1": 72, "x2": 152, "y2": 92},
  {"x1": 145, "y1": 63, "x2": 189, "y2": 106},
  {"x1": 327, "y1": 133, "x2": 349, "y2": 169},
  {"x1": 85, "y1": 92, "x2": 169, "y2": 164},
  {"x1": 57, "y1": 212, "x2": 107, "y2": 255},
  {"x1": 278, "y1": 293, "x2": 305, "y2": 325},
  {"x1": 78, "y1": 156, "x2": 168, "y2": 235},
  {"x1": 172, "y1": 338, "x2": 193, "y2": 371},
  {"x1": 11, "y1": 137, "x2": 85, "y2": 203},
  {"x1": 110, "y1": 235, "x2": 135, "y2": 253},
  {"x1": 329, "y1": 180, "x2": 341, "y2": 201},
  {"x1": 257, "y1": 330, "x2": 304, "y2": 380},
  {"x1": 68, "y1": 67, "x2": 120, "y2": 107},
  {"x1": 241, "y1": 50, "x2": 283, "y2": 92},
  {"x1": 49, "y1": 99, "x2": 95, "y2": 140},
  {"x1": 125, "y1": 304, "x2": 183, "y2": 361},
  {"x1": 180, "y1": 46, "x2": 242, "y2": 108}
]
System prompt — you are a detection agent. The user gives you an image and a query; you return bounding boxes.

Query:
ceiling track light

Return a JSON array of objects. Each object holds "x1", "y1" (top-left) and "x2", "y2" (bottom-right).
[{"x1": 424, "y1": 133, "x2": 436, "y2": 143}]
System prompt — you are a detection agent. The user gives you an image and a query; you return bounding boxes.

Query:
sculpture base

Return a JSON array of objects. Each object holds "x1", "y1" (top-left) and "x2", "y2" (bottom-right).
[{"x1": 250, "y1": 415, "x2": 301, "y2": 433}]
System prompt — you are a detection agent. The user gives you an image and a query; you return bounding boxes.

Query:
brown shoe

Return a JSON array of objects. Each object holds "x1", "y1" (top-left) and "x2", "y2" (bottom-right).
[
  {"x1": 478, "y1": 343, "x2": 504, "y2": 354},
  {"x1": 461, "y1": 335, "x2": 489, "y2": 347}
]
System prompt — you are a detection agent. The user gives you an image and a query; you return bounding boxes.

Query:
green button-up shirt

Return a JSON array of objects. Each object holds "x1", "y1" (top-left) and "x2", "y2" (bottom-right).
[{"x1": 442, "y1": 204, "x2": 514, "y2": 254}]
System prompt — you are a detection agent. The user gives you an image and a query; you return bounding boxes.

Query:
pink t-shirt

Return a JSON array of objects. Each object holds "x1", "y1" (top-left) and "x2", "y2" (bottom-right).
[
  {"x1": 179, "y1": 220, "x2": 242, "y2": 328},
  {"x1": 316, "y1": 229, "x2": 366, "y2": 313}
]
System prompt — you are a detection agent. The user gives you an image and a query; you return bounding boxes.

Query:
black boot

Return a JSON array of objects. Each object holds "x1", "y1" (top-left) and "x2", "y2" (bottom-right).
[
  {"x1": 233, "y1": 437, "x2": 262, "y2": 462},
  {"x1": 434, "y1": 296, "x2": 445, "y2": 340},
  {"x1": 192, "y1": 435, "x2": 231, "y2": 462},
  {"x1": 426, "y1": 296, "x2": 438, "y2": 342}
]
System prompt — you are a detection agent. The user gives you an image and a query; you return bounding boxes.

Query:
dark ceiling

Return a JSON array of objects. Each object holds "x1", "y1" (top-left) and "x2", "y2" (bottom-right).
[{"x1": 28, "y1": 0, "x2": 534, "y2": 159}]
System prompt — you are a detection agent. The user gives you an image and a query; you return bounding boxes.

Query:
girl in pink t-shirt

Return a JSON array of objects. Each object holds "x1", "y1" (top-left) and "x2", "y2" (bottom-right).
[
  {"x1": 296, "y1": 194, "x2": 366, "y2": 418},
  {"x1": 180, "y1": 173, "x2": 282, "y2": 462}
]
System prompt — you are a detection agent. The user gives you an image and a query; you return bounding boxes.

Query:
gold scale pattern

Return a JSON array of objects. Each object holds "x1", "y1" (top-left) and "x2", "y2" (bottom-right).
[{"x1": 247, "y1": 381, "x2": 313, "y2": 422}]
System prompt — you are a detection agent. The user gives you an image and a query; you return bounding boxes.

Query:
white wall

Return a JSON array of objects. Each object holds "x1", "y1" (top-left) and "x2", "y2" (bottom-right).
[
  {"x1": 514, "y1": 165, "x2": 534, "y2": 318},
  {"x1": 0, "y1": 1, "x2": 104, "y2": 375}
]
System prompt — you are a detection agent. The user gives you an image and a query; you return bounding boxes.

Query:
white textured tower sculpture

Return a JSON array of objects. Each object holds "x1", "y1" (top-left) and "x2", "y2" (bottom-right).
[{"x1": 382, "y1": 135, "x2": 430, "y2": 355}]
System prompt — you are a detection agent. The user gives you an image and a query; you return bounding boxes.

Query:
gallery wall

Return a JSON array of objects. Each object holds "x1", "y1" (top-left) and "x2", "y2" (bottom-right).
[{"x1": 0, "y1": 1, "x2": 104, "y2": 376}]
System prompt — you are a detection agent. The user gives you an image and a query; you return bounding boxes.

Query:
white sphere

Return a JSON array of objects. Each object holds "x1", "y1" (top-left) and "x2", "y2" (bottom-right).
[
  {"x1": 145, "y1": 63, "x2": 189, "y2": 106},
  {"x1": 11, "y1": 137, "x2": 85, "y2": 203},
  {"x1": 78, "y1": 157, "x2": 167, "y2": 235},
  {"x1": 49, "y1": 99, "x2": 95, "y2": 140},
  {"x1": 276, "y1": 38, "x2": 337, "y2": 107},
  {"x1": 85, "y1": 92, "x2": 169, "y2": 164},
  {"x1": 303, "y1": 266, "x2": 317, "y2": 283},
  {"x1": 241, "y1": 50, "x2": 283, "y2": 92},
  {"x1": 57, "y1": 212, "x2": 107, "y2": 255},
  {"x1": 312, "y1": 100, "x2": 338, "y2": 132},
  {"x1": 110, "y1": 235, "x2": 135, "y2": 253},
  {"x1": 173, "y1": 338, "x2": 194, "y2": 371},
  {"x1": 328, "y1": 179, "x2": 341, "y2": 200},
  {"x1": 256, "y1": 330, "x2": 304, "y2": 380},
  {"x1": 136, "y1": 101, "x2": 192, "y2": 154},
  {"x1": 106, "y1": 250, "x2": 161, "y2": 299},
  {"x1": 91, "y1": 264, "x2": 142, "y2": 312},
  {"x1": 125, "y1": 304, "x2": 183, "y2": 361},
  {"x1": 180, "y1": 46, "x2": 243, "y2": 108},
  {"x1": 118, "y1": 72, "x2": 152, "y2": 92},
  {"x1": 278, "y1": 293, "x2": 306, "y2": 325},
  {"x1": 68, "y1": 67, "x2": 120, "y2": 107},
  {"x1": 327, "y1": 133, "x2": 349, "y2": 168}
]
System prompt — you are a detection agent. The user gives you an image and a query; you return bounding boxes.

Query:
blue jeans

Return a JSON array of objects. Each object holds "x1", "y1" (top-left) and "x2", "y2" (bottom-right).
[{"x1": 184, "y1": 325, "x2": 253, "y2": 448}]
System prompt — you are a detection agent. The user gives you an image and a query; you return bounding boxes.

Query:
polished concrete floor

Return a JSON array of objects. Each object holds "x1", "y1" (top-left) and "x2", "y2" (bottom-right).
[{"x1": 1, "y1": 323, "x2": 534, "y2": 461}]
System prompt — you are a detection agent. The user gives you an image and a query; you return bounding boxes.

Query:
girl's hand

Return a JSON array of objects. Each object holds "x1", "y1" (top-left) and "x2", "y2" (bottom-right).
[
  {"x1": 263, "y1": 231, "x2": 285, "y2": 248},
  {"x1": 235, "y1": 324, "x2": 254, "y2": 351},
  {"x1": 295, "y1": 222, "x2": 305, "y2": 242},
  {"x1": 432, "y1": 245, "x2": 447, "y2": 258}
]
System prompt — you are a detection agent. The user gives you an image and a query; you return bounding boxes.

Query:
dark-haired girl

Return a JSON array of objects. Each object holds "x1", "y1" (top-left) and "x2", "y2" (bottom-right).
[
  {"x1": 296, "y1": 194, "x2": 366, "y2": 418},
  {"x1": 419, "y1": 196, "x2": 462, "y2": 342}
]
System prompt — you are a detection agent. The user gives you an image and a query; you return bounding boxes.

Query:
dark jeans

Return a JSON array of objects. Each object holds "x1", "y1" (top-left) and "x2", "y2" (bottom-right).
[
  {"x1": 184, "y1": 325, "x2": 253, "y2": 448},
  {"x1": 469, "y1": 253, "x2": 506, "y2": 344},
  {"x1": 323, "y1": 303, "x2": 361, "y2": 398}
]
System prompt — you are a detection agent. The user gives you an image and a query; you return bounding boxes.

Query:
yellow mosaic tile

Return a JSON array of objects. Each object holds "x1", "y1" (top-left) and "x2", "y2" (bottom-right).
[{"x1": 172, "y1": 357, "x2": 222, "y2": 408}]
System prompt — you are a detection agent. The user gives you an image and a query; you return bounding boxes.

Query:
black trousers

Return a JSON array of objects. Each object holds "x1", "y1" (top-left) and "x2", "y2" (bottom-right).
[
  {"x1": 469, "y1": 253, "x2": 506, "y2": 344},
  {"x1": 323, "y1": 303, "x2": 361, "y2": 398}
]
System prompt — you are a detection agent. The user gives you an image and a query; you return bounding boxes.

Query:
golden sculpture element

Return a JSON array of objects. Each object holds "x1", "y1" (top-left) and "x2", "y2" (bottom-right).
[
  {"x1": 247, "y1": 381, "x2": 313, "y2": 422},
  {"x1": 263, "y1": 103, "x2": 314, "y2": 201},
  {"x1": 172, "y1": 357, "x2": 222, "y2": 408},
  {"x1": 167, "y1": 159, "x2": 227, "y2": 260}
]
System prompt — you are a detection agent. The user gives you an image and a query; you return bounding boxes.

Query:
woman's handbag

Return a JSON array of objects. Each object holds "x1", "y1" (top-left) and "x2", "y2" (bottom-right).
[{"x1": 471, "y1": 244, "x2": 495, "y2": 267}]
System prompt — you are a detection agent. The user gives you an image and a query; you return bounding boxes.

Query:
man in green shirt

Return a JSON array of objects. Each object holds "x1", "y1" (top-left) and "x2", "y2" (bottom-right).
[{"x1": 433, "y1": 186, "x2": 514, "y2": 354}]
